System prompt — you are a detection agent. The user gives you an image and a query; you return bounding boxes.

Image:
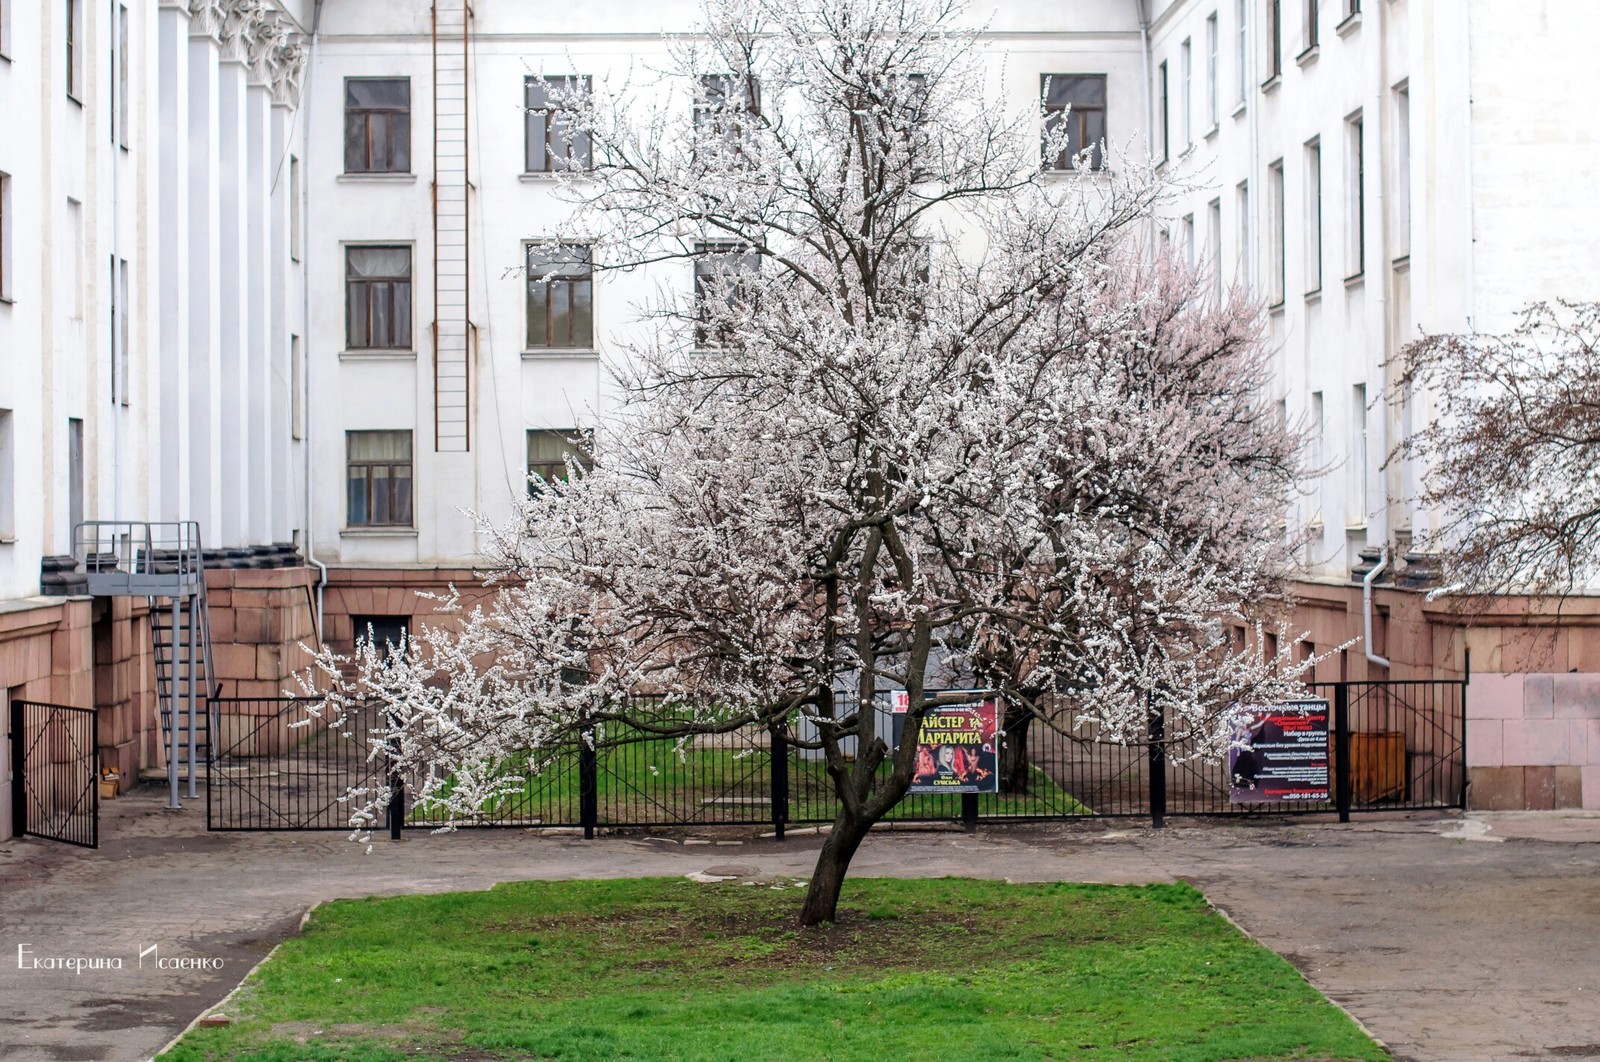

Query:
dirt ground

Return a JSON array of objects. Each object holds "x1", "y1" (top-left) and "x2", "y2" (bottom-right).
[{"x1": 1, "y1": 786, "x2": 1596, "y2": 1062}]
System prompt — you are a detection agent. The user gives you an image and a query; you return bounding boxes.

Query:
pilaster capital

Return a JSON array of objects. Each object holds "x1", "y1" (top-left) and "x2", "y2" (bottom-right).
[{"x1": 187, "y1": 0, "x2": 225, "y2": 38}]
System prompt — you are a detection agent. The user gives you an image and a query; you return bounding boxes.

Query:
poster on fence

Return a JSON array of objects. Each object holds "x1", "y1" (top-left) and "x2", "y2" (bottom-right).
[
  {"x1": 1228, "y1": 699, "x2": 1331, "y2": 803},
  {"x1": 890, "y1": 692, "x2": 1000, "y2": 794}
]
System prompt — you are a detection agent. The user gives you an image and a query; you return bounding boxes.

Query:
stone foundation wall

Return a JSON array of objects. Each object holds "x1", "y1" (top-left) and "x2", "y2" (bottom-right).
[
  {"x1": 0, "y1": 596, "x2": 155, "y2": 840},
  {"x1": 320, "y1": 567, "x2": 488, "y2": 655},
  {"x1": 204, "y1": 567, "x2": 320, "y2": 698},
  {"x1": 1465, "y1": 673, "x2": 1599, "y2": 810}
]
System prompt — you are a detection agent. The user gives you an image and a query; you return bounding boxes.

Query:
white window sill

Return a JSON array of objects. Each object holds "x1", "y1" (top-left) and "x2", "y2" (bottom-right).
[
  {"x1": 0, "y1": 535, "x2": 16, "y2": 545},
  {"x1": 522, "y1": 349, "x2": 600, "y2": 359},
  {"x1": 1268, "y1": 299, "x2": 1286, "y2": 314},
  {"x1": 1203, "y1": 123, "x2": 1220, "y2": 141},
  {"x1": 337, "y1": 172, "x2": 418, "y2": 183},
  {"x1": 1305, "y1": 287, "x2": 1323, "y2": 305},
  {"x1": 0, "y1": 296, "x2": 14, "y2": 306},
  {"x1": 1337, "y1": 11, "x2": 1362, "y2": 37},
  {"x1": 340, "y1": 349, "x2": 417, "y2": 360},
  {"x1": 1260, "y1": 73, "x2": 1282, "y2": 94},
  {"x1": 1296, "y1": 44, "x2": 1320, "y2": 68},
  {"x1": 1231, "y1": 100, "x2": 1248, "y2": 120},
  {"x1": 340, "y1": 527, "x2": 418, "y2": 538},
  {"x1": 1344, "y1": 271, "x2": 1365, "y2": 289}
]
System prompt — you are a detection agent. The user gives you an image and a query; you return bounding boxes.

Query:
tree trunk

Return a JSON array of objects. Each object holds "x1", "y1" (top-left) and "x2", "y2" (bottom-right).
[
  {"x1": 998, "y1": 707, "x2": 1032, "y2": 794},
  {"x1": 798, "y1": 807, "x2": 872, "y2": 926}
]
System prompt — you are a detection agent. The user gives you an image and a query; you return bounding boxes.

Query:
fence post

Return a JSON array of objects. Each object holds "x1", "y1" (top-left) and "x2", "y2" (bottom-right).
[
  {"x1": 770, "y1": 721, "x2": 789, "y2": 840},
  {"x1": 962, "y1": 793, "x2": 979, "y2": 832},
  {"x1": 1460, "y1": 650, "x2": 1471, "y2": 810},
  {"x1": 385, "y1": 707, "x2": 404, "y2": 841},
  {"x1": 11, "y1": 698, "x2": 24, "y2": 840},
  {"x1": 579, "y1": 713, "x2": 598, "y2": 840},
  {"x1": 1147, "y1": 695, "x2": 1166, "y2": 829},
  {"x1": 1334, "y1": 682, "x2": 1352, "y2": 824}
]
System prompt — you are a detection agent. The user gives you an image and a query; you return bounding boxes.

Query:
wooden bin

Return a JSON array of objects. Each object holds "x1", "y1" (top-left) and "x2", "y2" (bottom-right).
[{"x1": 1350, "y1": 731, "x2": 1407, "y2": 803}]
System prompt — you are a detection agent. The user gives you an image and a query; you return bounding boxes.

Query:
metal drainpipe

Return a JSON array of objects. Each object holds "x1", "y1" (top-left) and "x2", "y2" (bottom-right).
[
  {"x1": 1363, "y1": 545, "x2": 1392, "y2": 670},
  {"x1": 1135, "y1": 0, "x2": 1153, "y2": 158},
  {"x1": 302, "y1": 0, "x2": 328, "y2": 639}
]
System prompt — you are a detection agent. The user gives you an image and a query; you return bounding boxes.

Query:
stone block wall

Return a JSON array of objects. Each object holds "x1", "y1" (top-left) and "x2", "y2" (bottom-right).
[
  {"x1": 1466, "y1": 672, "x2": 1600, "y2": 810},
  {"x1": 0, "y1": 596, "x2": 155, "y2": 840},
  {"x1": 204, "y1": 567, "x2": 320, "y2": 698},
  {"x1": 321, "y1": 567, "x2": 488, "y2": 655}
]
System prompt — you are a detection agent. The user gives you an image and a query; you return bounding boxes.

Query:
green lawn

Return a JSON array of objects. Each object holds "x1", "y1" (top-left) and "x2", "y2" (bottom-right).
[
  {"x1": 162, "y1": 878, "x2": 1385, "y2": 1062},
  {"x1": 413, "y1": 734, "x2": 1088, "y2": 827}
]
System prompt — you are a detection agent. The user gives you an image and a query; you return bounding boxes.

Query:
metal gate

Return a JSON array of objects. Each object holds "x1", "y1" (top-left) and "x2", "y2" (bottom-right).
[
  {"x1": 207, "y1": 697, "x2": 390, "y2": 830},
  {"x1": 9, "y1": 700, "x2": 99, "y2": 849}
]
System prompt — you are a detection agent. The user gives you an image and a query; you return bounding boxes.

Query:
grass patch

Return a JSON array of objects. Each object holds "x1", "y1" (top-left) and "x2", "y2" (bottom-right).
[{"x1": 162, "y1": 878, "x2": 1384, "y2": 1062}]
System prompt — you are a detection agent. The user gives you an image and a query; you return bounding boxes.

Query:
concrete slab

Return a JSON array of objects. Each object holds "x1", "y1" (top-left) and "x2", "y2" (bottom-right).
[{"x1": 1, "y1": 788, "x2": 1598, "y2": 1062}]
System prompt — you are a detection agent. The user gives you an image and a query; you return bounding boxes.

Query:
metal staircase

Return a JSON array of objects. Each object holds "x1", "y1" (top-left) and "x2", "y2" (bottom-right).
[
  {"x1": 432, "y1": 0, "x2": 472, "y2": 452},
  {"x1": 73, "y1": 521, "x2": 216, "y2": 808}
]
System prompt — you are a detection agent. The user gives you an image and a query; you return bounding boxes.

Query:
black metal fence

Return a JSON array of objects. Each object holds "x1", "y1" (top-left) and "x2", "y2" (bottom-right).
[
  {"x1": 206, "y1": 679, "x2": 1466, "y2": 835},
  {"x1": 9, "y1": 700, "x2": 99, "y2": 849}
]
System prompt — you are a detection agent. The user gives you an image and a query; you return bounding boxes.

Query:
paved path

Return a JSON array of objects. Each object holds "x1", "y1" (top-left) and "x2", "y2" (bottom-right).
[{"x1": 2, "y1": 788, "x2": 1597, "y2": 1062}]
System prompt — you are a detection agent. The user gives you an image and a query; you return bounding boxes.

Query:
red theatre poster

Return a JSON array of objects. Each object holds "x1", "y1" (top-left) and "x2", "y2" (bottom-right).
[
  {"x1": 891, "y1": 693, "x2": 1000, "y2": 794},
  {"x1": 1228, "y1": 700, "x2": 1331, "y2": 803}
]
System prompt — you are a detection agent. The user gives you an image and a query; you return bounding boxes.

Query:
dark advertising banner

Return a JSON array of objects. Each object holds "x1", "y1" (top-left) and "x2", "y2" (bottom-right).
[
  {"x1": 1228, "y1": 700, "x2": 1331, "y2": 804},
  {"x1": 891, "y1": 692, "x2": 999, "y2": 794}
]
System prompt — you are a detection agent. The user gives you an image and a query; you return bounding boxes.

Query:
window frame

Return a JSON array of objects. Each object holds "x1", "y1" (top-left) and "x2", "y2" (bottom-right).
[
  {"x1": 693, "y1": 241, "x2": 761, "y2": 349},
  {"x1": 343, "y1": 77, "x2": 412, "y2": 175},
  {"x1": 1267, "y1": 160, "x2": 1286, "y2": 307},
  {"x1": 1265, "y1": 0, "x2": 1283, "y2": 83},
  {"x1": 1158, "y1": 62, "x2": 1170, "y2": 162},
  {"x1": 66, "y1": 0, "x2": 83, "y2": 103},
  {"x1": 524, "y1": 242, "x2": 595, "y2": 350},
  {"x1": 526, "y1": 428, "x2": 595, "y2": 496},
  {"x1": 1305, "y1": 138, "x2": 1323, "y2": 296},
  {"x1": 1346, "y1": 112, "x2": 1365, "y2": 280},
  {"x1": 344, "y1": 244, "x2": 414, "y2": 352},
  {"x1": 1205, "y1": 12, "x2": 1219, "y2": 129},
  {"x1": 345, "y1": 430, "x2": 415, "y2": 529},
  {"x1": 694, "y1": 74, "x2": 762, "y2": 167},
  {"x1": 1041, "y1": 73, "x2": 1107, "y2": 172},
  {"x1": 1180, "y1": 39, "x2": 1192, "y2": 148},
  {"x1": 0, "y1": 172, "x2": 10, "y2": 303},
  {"x1": 524, "y1": 75, "x2": 593, "y2": 174}
]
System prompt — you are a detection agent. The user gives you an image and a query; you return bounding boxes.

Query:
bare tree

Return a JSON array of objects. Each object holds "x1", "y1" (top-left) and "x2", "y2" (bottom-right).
[
  {"x1": 1389, "y1": 300, "x2": 1600, "y2": 597},
  {"x1": 304, "y1": 0, "x2": 1312, "y2": 927}
]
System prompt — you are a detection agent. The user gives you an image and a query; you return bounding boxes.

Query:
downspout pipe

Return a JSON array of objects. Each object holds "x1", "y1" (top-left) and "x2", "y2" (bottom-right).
[
  {"x1": 1363, "y1": 545, "x2": 1392, "y2": 670},
  {"x1": 302, "y1": 0, "x2": 328, "y2": 639},
  {"x1": 1135, "y1": 0, "x2": 1153, "y2": 160}
]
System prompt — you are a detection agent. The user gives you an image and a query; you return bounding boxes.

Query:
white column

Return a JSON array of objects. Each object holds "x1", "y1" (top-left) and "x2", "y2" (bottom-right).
[
  {"x1": 244, "y1": 78, "x2": 272, "y2": 546},
  {"x1": 216, "y1": 46, "x2": 248, "y2": 546},
  {"x1": 269, "y1": 101, "x2": 293, "y2": 544},
  {"x1": 187, "y1": 9, "x2": 223, "y2": 545},
  {"x1": 157, "y1": 2, "x2": 192, "y2": 523}
]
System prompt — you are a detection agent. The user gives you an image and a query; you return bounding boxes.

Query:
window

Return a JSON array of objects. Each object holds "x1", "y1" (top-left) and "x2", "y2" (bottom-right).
[
  {"x1": 1346, "y1": 0, "x2": 1361, "y2": 16},
  {"x1": 1236, "y1": 180, "x2": 1250, "y2": 289},
  {"x1": 290, "y1": 335, "x2": 303, "y2": 441},
  {"x1": 525, "y1": 244, "x2": 593, "y2": 349},
  {"x1": 351, "y1": 615, "x2": 409, "y2": 656},
  {"x1": 110, "y1": 257, "x2": 128, "y2": 405},
  {"x1": 695, "y1": 74, "x2": 760, "y2": 166},
  {"x1": 1348, "y1": 384, "x2": 1369, "y2": 526},
  {"x1": 0, "y1": 173, "x2": 9, "y2": 302},
  {"x1": 1, "y1": 0, "x2": 11, "y2": 58},
  {"x1": 68, "y1": 418, "x2": 84, "y2": 540},
  {"x1": 289, "y1": 155, "x2": 301, "y2": 262},
  {"x1": 1042, "y1": 74, "x2": 1106, "y2": 171},
  {"x1": 1208, "y1": 197, "x2": 1222, "y2": 300},
  {"x1": 1305, "y1": 139, "x2": 1322, "y2": 294},
  {"x1": 68, "y1": 198, "x2": 83, "y2": 318},
  {"x1": 1157, "y1": 62, "x2": 1170, "y2": 162},
  {"x1": 346, "y1": 431, "x2": 413, "y2": 527},
  {"x1": 1236, "y1": 0, "x2": 1249, "y2": 102},
  {"x1": 1206, "y1": 13, "x2": 1219, "y2": 128},
  {"x1": 694, "y1": 242, "x2": 761, "y2": 348},
  {"x1": 345, "y1": 246, "x2": 412, "y2": 350},
  {"x1": 1267, "y1": 160, "x2": 1285, "y2": 305},
  {"x1": 1346, "y1": 112, "x2": 1364, "y2": 278},
  {"x1": 1181, "y1": 213, "x2": 1195, "y2": 266},
  {"x1": 1309, "y1": 390, "x2": 1325, "y2": 472},
  {"x1": 525, "y1": 75, "x2": 592, "y2": 174},
  {"x1": 0, "y1": 409, "x2": 13, "y2": 541},
  {"x1": 1394, "y1": 83, "x2": 1410, "y2": 258},
  {"x1": 66, "y1": 0, "x2": 82, "y2": 102},
  {"x1": 1304, "y1": 0, "x2": 1319, "y2": 51},
  {"x1": 1180, "y1": 40, "x2": 1192, "y2": 148},
  {"x1": 526, "y1": 429, "x2": 593, "y2": 495},
  {"x1": 112, "y1": 3, "x2": 129, "y2": 148},
  {"x1": 344, "y1": 78, "x2": 411, "y2": 173},
  {"x1": 1266, "y1": 0, "x2": 1282, "y2": 81}
]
